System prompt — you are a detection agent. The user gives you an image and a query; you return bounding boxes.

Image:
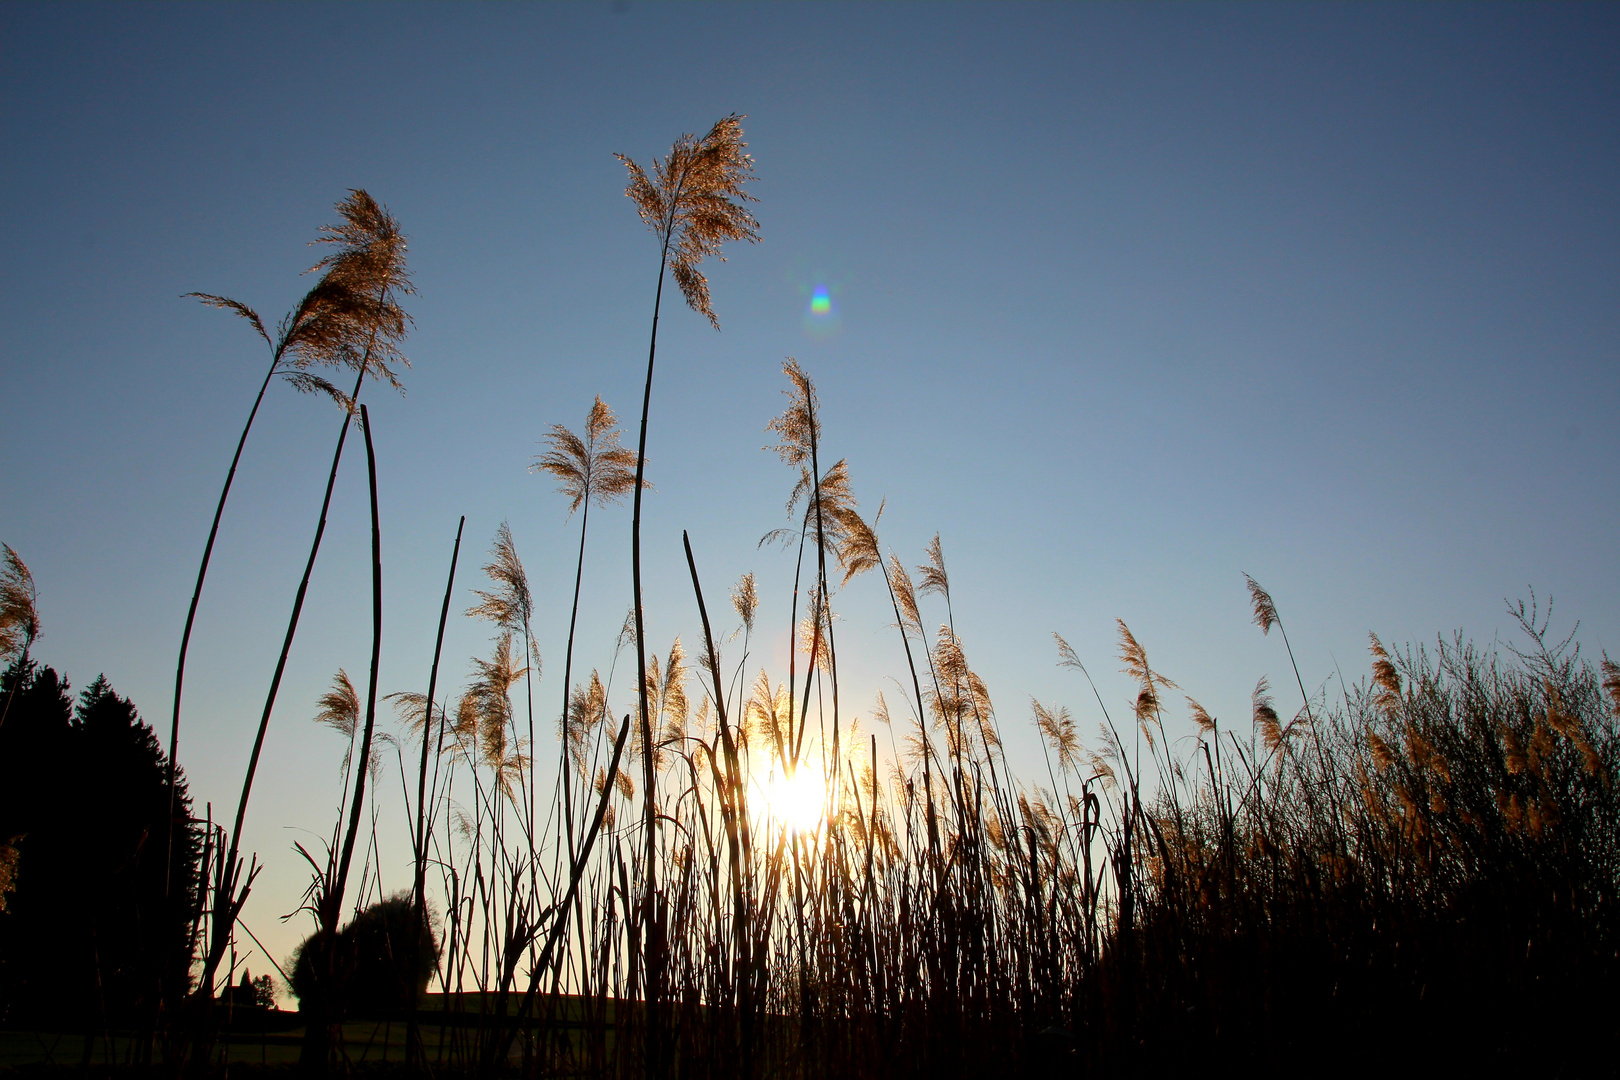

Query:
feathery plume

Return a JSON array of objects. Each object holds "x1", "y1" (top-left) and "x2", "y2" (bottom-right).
[
  {"x1": 661, "y1": 637, "x2": 690, "y2": 737},
  {"x1": 308, "y1": 189, "x2": 415, "y2": 392},
  {"x1": 1252, "y1": 676, "x2": 1282, "y2": 751},
  {"x1": 1244, "y1": 573, "x2": 1279, "y2": 635},
  {"x1": 1186, "y1": 697, "x2": 1216, "y2": 737},
  {"x1": 1366, "y1": 730, "x2": 1396, "y2": 772},
  {"x1": 1033, "y1": 699, "x2": 1081, "y2": 772},
  {"x1": 917, "y1": 535, "x2": 949, "y2": 600},
  {"x1": 837, "y1": 504, "x2": 883, "y2": 587},
  {"x1": 461, "y1": 632, "x2": 527, "y2": 798},
  {"x1": 746, "y1": 670, "x2": 791, "y2": 752},
  {"x1": 890, "y1": 557, "x2": 923, "y2": 632},
  {"x1": 467, "y1": 522, "x2": 533, "y2": 634},
  {"x1": 731, "y1": 572, "x2": 758, "y2": 635},
  {"x1": 385, "y1": 691, "x2": 445, "y2": 744},
  {"x1": 191, "y1": 190, "x2": 414, "y2": 409},
  {"x1": 314, "y1": 669, "x2": 360, "y2": 778},
  {"x1": 1118, "y1": 620, "x2": 1178, "y2": 727},
  {"x1": 0, "y1": 835, "x2": 18, "y2": 914},
  {"x1": 1053, "y1": 632, "x2": 1085, "y2": 672},
  {"x1": 766, "y1": 358, "x2": 820, "y2": 466},
  {"x1": 797, "y1": 589, "x2": 834, "y2": 671},
  {"x1": 763, "y1": 459, "x2": 862, "y2": 560},
  {"x1": 595, "y1": 765, "x2": 635, "y2": 801},
  {"x1": 534, "y1": 396, "x2": 641, "y2": 514},
  {"x1": 1117, "y1": 620, "x2": 1152, "y2": 686},
  {"x1": 314, "y1": 670, "x2": 360, "y2": 739},
  {"x1": 873, "y1": 691, "x2": 892, "y2": 728},
  {"x1": 1369, "y1": 632, "x2": 1403, "y2": 708},
  {"x1": 617, "y1": 114, "x2": 759, "y2": 329},
  {"x1": 617, "y1": 606, "x2": 639, "y2": 652},
  {"x1": 566, "y1": 671, "x2": 608, "y2": 772}
]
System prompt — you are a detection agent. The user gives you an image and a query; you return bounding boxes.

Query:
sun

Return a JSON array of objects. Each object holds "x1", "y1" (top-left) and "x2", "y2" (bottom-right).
[{"x1": 760, "y1": 764, "x2": 828, "y2": 833}]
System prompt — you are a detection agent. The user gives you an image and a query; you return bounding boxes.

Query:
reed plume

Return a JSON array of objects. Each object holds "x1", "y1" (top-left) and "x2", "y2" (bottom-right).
[
  {"x1": 0, "y1": 835, "x2": 18, "y2": 915},
  {"x1": 1243, "y1": 573, "x2": 1314, "y2": 728},
  {"x1": 731, "y1": 572, "x2": 759, "y2": 635},
  {"x1": 1252, "y1": 676, "x2": 1283, "y2": 752},
  {"x1": 617, "y1": 115, "x2": 760, "y2": 330},
  {"x1": 1033, "y1": 700, "x2": 1081, "y2": 773},
  {"x1": 917, "y1": 534, "x2": 949, "y2": 602},
  {"x1": 535, "y1": 396, "x2": 640, "y2": 514},
  {"x1": 460, "y1": 631, "x2": 530, "y2": 802},
  {"x1": 467, "y1": 522, "x2": 541, "y2": 855},
  {"x1": 313, "y1": 668, "x2": 361, "y2": 778}
]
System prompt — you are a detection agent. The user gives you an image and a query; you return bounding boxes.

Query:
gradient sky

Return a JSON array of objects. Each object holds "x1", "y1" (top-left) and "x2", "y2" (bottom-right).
[{"x1": 3, "y1": 2, "x2": 1617, "y2": 990}]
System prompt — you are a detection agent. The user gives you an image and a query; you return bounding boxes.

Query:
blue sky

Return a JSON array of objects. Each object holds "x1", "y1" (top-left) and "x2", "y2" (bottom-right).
[{"x1": 2, "y1": 1, "x2": 1617, "y2": 985}]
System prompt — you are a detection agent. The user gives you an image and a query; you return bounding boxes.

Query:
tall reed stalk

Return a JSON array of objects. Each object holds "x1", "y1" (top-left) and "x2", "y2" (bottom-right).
[
  {"x1": 535, "y1": 398, "x2": 639, "y2": 862},
  {"x1": 295, "y1": 402, "x2": 386, "y2": 1072},
  {"x1": 617, "y1": 113, "x2": 758, "y2": 1076},
  {"x1": 403, "y1": 516, "x2": 464, "y2": 1066}
]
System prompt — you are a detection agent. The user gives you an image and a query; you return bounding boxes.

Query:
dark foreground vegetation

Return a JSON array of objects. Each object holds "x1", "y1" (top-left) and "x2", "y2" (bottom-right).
[{"x1": 1, "y1": 115, "x2": 1616, "y2": 1077}]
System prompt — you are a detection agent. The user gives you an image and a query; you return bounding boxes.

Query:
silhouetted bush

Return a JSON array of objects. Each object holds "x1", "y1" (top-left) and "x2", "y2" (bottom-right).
[{"x1": 289, "y1": 894, "x2": 439, "y2": 1018}]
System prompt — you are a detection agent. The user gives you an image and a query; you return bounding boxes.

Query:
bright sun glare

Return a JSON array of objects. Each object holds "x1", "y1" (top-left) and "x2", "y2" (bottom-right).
[{"x1": 760, "y1": 766, "x2": 828, "y2": 833}]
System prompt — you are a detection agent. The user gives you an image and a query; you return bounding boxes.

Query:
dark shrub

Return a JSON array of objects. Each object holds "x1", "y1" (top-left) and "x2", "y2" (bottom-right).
[{"x1": 290, "y1": 893, "x2": 438, "y2": 1018}]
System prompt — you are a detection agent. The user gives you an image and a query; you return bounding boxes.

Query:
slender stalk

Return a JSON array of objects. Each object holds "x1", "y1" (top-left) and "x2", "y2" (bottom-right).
[
  {"x1": 296, "y1": 402, "x2": 384, "y2": 1074},
  {"x1": 805, "y1": 389, "x2": 842, "y2": 777},
  {"x1": 560, "y1": 502, "x2": 591, "y2": 863},
  {"x1": 222, "y1": 368, "x2": 363, "y2": 901},
  {"x1": 408, "y1": 515, "x2": 464, "y2": 1066},
  {"x1": 334, "y1": 401, "x2": 385, "y2": 924},
  {"x1": 165, "y1": 354, "x2": 280, "y2": 898},
  {"x1": 486, "y1": 713, "x2": 632, "y2": 1075},
  {"x1": 682, "y1": 531, "x2": 755, "y2": 1079},
  {"x1": 198, "y1": 362, "x2": 369, "y2": 1014},
  {"x1": 631, "y1": 244, "x2": 670, "y2": 1078}
]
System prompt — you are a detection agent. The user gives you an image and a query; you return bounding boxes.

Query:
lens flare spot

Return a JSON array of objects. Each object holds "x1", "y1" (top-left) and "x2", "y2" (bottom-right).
[{"x1": 794, "y1": 269, "x2": 844, "y2": 337}]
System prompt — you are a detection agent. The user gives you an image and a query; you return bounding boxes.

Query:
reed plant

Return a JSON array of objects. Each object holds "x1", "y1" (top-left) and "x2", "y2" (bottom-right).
[
  {"x1": 168, "y1": 192, "x2": 407, "y2": 892},
  {"x1": 534, "y1": 397, "x2": 639, "y2": 867},
  {"x1": 617, "y1": 116, "x2": 759, "y2": 1074},
  {"x1": 191, "y1": 191, "x2": 414, "y2": 1028}
]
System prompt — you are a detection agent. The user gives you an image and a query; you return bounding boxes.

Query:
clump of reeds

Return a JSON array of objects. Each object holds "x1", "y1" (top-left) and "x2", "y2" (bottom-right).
[{"x1": 153, "y1": 133, "x2": 1620, "y2": 1080}]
